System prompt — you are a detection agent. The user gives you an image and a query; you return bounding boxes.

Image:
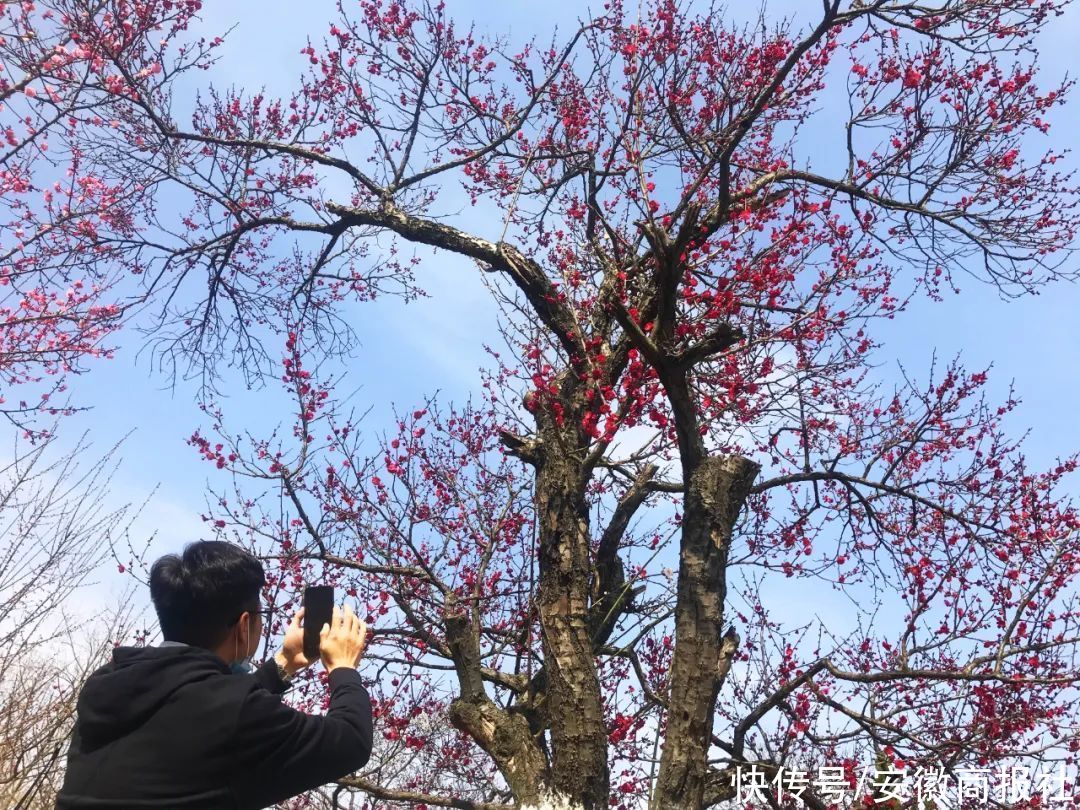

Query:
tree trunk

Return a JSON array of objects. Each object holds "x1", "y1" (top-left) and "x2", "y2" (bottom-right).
[
  {"x1": 445, "y1": 602, "x2": 548, "y2": 804},
  {"x1": 652, "y1": 454, "x2": 759, "y2": 810},
  {"x1": 534, "y1": 445, "x2": 609, "y2": 808}
]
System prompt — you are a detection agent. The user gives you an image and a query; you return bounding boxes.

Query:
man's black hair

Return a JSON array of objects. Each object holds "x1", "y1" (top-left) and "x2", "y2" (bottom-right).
[{"x1": 149, "y1": 540, "x2": 266, "y2": 648}]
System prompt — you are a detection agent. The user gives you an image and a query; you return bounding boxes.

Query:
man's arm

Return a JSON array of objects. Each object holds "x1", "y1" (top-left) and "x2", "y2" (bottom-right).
[
  {"x1": 228, "y1": 668, "x2": 373, "y2": 809},
  {"x1": 250, "y1": 657, "x2": 290, "y2": 695},
  {"x1": 249, "y1": 609, "x2": 316, "y2": 696}
]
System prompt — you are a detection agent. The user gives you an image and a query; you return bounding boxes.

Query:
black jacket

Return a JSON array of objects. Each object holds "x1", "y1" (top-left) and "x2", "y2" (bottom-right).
[{"x1": 56, "y1": 645, "x2": 373, "y2": 809}]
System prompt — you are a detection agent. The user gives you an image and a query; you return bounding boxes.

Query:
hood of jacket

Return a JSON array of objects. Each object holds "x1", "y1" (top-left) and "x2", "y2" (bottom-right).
[{"x1": 75, "y1": 645, "x2": 230, "y2": 747}]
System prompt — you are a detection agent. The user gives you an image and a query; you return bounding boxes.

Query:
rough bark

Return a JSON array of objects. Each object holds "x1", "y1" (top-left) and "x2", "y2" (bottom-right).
[
  {"x1": 652, "y1": 454, "x2": 759, "y2": 810},
  {"x1": 534, "y1": 433, "x2": 609, "y2": 808},
  {"x1": 445, "y1": 602, "x2": 548, "y2": 803}
]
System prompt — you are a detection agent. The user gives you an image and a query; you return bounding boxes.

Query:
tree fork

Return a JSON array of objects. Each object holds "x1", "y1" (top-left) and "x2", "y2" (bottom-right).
[{"x1": 445, "y1": 601, "x2": 548, "y2": 803}]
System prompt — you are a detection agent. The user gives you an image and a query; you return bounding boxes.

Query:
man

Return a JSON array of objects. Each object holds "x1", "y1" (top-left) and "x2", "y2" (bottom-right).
[{"x1": 57, "y1": 541, "x2": 373, "y2": 809}]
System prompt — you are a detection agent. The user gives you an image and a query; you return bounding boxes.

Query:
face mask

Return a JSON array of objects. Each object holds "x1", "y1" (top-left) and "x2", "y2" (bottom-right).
[{"x1": 229, "y1": 614, "x2": 255, "y2": 675}]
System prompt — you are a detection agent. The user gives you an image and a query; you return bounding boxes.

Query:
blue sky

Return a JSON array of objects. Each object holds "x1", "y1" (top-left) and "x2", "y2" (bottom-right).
[{"x1": 28, "y1": 0, "x2": 1080, "y2": 635}]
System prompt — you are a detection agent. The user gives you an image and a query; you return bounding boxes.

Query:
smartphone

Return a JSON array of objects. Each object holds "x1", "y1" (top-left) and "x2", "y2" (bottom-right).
[{"x1": 302, "y1": 585, "x2": 334, "y2": 661}]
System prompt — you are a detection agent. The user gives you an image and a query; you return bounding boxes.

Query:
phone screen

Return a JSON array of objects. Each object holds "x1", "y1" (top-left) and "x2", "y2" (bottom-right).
[{"x1": 302, "y1": 585, "x2": 334, "y2": 661}]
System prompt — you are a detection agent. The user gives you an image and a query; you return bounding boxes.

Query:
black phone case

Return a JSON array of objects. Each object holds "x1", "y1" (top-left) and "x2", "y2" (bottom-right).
[{"x1": 303, "y1": 585, "x2": 334, "y2": 661}]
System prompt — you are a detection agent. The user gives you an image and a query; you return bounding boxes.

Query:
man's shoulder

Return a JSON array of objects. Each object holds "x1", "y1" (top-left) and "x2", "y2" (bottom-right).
[
  {"x1": 75, "y1": 645, "x2": 280, "y2": 728},
  {"x1": 76, "y1": 646, "x2": 248, "y2": 722}
]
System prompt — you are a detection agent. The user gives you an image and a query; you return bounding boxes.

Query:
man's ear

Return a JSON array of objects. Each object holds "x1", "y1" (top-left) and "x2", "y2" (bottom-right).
[
  {"x1": 243, "y1": 611, "x2": 258, "y2": 653},
  {"x1": 240, "y1": 611, "x2": 252, "y2": 648},
  {"x1": 230, "y1": 611, "x2": 248, "y2": 654}
]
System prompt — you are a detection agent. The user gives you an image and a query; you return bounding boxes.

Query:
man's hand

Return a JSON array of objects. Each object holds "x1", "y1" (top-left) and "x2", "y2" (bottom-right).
[
  {"x1": 274, "y1": 608, "x2": 312, "y2": 678},
  {"x1": 320, "y1": 605, "x2": 368, "y2": 672}
]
